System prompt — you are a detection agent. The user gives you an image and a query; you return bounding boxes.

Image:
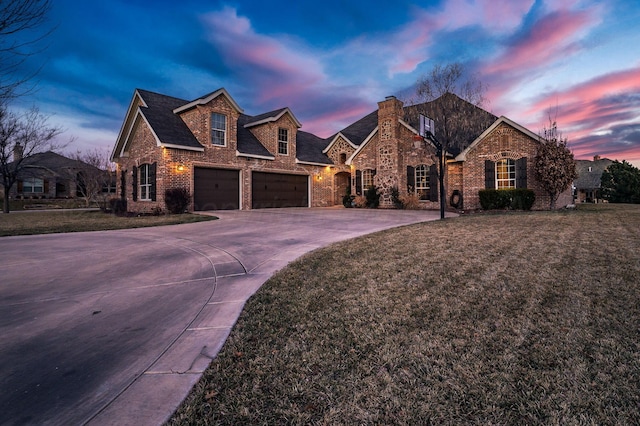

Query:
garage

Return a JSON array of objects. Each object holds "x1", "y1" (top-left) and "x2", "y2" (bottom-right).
[
  {"x1": 193, "y1": 167, "x2": 240, "y2": 210},
  {"x1": 251, "y1": 172, "x2": 308, "y2": 209}
]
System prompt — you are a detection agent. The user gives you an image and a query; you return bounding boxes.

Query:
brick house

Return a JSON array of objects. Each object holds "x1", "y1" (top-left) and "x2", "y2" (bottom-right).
[
  {"x1": 2, "y1": 150, "x2": 103, "y2": 200},
  {"x1": 111, "y1": 87, "x2": 571, "y2": 212},
  {"x1": 574, "y1": 155, "x2": 613, "y2": 203}
]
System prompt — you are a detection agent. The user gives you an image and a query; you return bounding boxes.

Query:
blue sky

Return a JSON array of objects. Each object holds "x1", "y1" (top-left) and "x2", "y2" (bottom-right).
[{"x1": 11, "y1": 0, "x2": 640, "y2": 166}]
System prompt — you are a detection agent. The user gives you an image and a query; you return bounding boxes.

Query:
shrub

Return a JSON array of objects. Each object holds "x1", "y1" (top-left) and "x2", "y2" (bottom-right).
[
  {"x1": 390, "y1": 186, "x2": 403, "y2": 209},
  {"x1": 353, "y1": 195, "x2": 367, "y2": 208},
  {"x1": 343, "y1": 194, "x2": 355, "y2": 208},
  {"x1": 399, "y1": 192, "x2": 422, "y2": 210},
  {"x1": 365, "y1": 185, "x2": 380, "y2": 208},
  {"x1": 479, "y1": 189, "x2": 535, "y2": 210},
  {"x1": 165, "y1": 187, "x2": 191, "y2": 214},
  {"x1": 109, "y1": 198, "x2": 127, "y2": 215}
]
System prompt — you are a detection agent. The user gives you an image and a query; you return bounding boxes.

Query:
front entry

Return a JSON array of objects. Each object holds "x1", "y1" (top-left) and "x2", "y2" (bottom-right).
[{"x1": 334, "y1": 172, "x2": 351, "y2": 205}]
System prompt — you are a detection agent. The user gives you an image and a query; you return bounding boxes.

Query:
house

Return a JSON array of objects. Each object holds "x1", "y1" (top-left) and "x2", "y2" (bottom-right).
[
  {"x1": 3, "y1": 150, "x2": 105, "y2": 200},
  {"x1": 574, "y1": 155, "x2": 613, "y2": 203},
  {"x1": 111, "y1": 88, "x2": 572, "y2": 213}
]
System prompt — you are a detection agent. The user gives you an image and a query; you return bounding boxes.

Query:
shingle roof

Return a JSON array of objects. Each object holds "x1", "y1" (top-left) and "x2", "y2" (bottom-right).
[
  {"x1": 575, "y1": 158, "x2": 613, "y2": 189},
  {"x1": 403, "y1": 93, "x2": 497, "y2": 156},
  {"x1": 237, "y1": 114, "x2": 275, "y2": 158},
  {"x1": 296, "y1": 131, "x2": 333, "y2": 165},
  {"x1": 15, "y1": 151, "x2": 100, "y2": 179},
  {"x1": 137, "y1": 89, "x2": 203, "y2": 149},
  {"x1": 335, "y1": 110, "x2": 378, "y2": 146}
]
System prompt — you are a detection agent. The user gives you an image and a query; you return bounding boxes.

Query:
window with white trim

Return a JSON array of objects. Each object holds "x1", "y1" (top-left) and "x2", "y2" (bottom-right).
[
  {"x1": 211, "y1": 113, "x2": 226, "y2": 146},
  {"x1": 278, "y1": 128, "x2": 288, "y2": 155},
  {"x1": 496, "y1": 158, "x2": 516, "y2": 189},
  {"x1": 139, "y1": 164, "x2": 152, "y2": 200},
  {"x1": 415, "y1": 164, "x2": 430, "y2": 200},
  {"x1": 23, "y1": 177, "x2": 44, "y2": 193},
  {"x1": 362, "y1": 169, "x2": 374, "y2": 192}
]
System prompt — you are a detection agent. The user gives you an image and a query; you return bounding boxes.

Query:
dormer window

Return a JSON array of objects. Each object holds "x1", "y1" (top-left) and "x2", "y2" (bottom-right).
[
  {"x1": 211, "y1": 113, "x2": 226, "y2": 146},
  {"x1": 278, "y1": 128, "x2": 288, "y2": 155}
]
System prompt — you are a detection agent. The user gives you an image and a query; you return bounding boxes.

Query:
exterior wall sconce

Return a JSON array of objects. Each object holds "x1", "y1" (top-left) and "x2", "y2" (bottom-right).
[
  {"x1": 316, "y1": 175, "x2": 322, "y2": 181},
  {"x1": 176, "y1": 163, "x2": 185, "y2": 172}
]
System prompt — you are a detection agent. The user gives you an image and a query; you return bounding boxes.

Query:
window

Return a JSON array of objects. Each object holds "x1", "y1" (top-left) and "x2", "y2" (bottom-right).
[
  {"x1": 339, "y1": 153, "x2": 347, "y2": 164},
  {"x1": 23, "y1": 178, "x2": 44, "y2": 194},
  {"x1": 211, "y1": 113, "x2": 226, "y2": 146},
  {"x1": 415, "y1": 165, "x2": 430, "y2": 200},
  {"x1": 362, "y1": 169, "x2": 374, "y2": 191},
  {"x1": 139, "y1": 164, "x2": 152, "y2": 200},
  {"x1": 278, "y1": 128, "x2": 288, "y2": 155},
  {"x1": 496, "y1": 159, "x2": 516, "y2": 189}
]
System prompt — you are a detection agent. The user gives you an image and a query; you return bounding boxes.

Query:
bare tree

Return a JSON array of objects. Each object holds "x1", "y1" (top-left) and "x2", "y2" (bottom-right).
[
  {"x1": 0, "y1": 0, "x2": 53, "y2": 101},
  {"x1": 0, "y1": 105, "x2": 62, "y2": 213},
  {"x1": 406, "y1": 63, "x2": 494, "y2": 218},
  {"x1": 70, "y1": 148, "x2": 115, "y2": 208},
  {"x1": 534, "y1": 118, "x2": 577, "y2": 209}
]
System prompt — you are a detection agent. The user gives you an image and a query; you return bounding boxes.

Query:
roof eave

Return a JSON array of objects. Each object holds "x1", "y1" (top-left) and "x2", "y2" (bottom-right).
[{"x1": 236, "y1": 151, "x2": 275, "y2": 161}]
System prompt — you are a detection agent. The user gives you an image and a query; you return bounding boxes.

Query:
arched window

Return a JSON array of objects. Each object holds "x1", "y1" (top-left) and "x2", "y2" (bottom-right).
[{"x1": 339, "y1": 153, "x2": 347, "y2": 164}]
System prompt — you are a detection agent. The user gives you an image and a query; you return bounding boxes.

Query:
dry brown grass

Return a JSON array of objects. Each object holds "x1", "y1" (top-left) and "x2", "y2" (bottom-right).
[
  {"x1": 169, "y1": 204, "x2": 640, "y2": 425},
  {"x1": 0, "y1": 210, "x2": 215, "y2": 236}
]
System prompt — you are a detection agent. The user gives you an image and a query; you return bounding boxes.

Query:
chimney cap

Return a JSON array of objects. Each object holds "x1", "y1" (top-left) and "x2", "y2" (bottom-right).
[{"x1": 385, "y1": 95, "x2": 397, "y2": 100}]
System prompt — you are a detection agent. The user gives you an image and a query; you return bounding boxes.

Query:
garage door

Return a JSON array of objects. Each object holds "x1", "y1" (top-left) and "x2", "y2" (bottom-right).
[
  {"x1": 193, "y1": 168, "x2": 239, "y2": 210},
  {"x1": 252, "y1": 172, "x2": 308, "y2": 209}
]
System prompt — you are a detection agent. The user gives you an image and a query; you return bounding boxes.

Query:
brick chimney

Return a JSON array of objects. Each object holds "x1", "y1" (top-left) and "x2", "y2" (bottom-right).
[
  {"x1": 13, "y1": 143, "x2": 23, "y2": 161},
  {"x1": 593, "y1": 155, "x2": 601, "y2": 161}
]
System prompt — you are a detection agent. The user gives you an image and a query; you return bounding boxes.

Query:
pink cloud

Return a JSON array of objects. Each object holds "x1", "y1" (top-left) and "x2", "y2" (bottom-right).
[
  {"x1": 483, "y1": 9, "x2": 595, "y2": 77},
  {"x1": 438, "y1": 0, "x2": 534, "y2": 33},
  {"x1": 201, "y1": 7, "x2": 325, "y2": 105},
  {"x1": 519, "y1": 67, "x2": 640, "y2": 163}
]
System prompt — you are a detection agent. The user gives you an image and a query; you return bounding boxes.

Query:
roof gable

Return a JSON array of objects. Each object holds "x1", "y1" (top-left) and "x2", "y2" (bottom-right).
[
  {"x1": 172, "y1": 88, "x2": 243, "y2": 114},
  {"x1": 112, "y1": 89, "x2": 204, "y2": 160},
  {"x1": 455, "y1": 116, "x2": 541, "y2": 161},
  {"x1": 243, "y1": 107, "x2": 302, "y2": 128}
]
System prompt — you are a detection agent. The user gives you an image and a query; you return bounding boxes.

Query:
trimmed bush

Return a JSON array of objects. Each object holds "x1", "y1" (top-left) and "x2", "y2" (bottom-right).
[
  {"x1": 365, "y1": 185, "x2": 380, "y2": 208},
  {"x1": 165, "y1": 187, "x2": 191, "y2": 214},
  {"x1": 479, "y1": 189, "x2": 535, "y2": 210},
  {"x1": 390, "y1": 186, "x2": 403, "y2": 209},
  {"x1": 109, "y1": 198, "x2": 127, "y2": 215}
]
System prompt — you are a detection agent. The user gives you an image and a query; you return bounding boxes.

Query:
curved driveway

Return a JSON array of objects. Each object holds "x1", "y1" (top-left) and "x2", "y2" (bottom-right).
[{"x1": 0, "y1": 208, "x2": 449, "y2": 425}]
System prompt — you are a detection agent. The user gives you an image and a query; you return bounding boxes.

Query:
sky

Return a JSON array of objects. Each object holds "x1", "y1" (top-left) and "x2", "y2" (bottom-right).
[{"x1": 9, "y1": 0, "x2": 640, "y2": 167}]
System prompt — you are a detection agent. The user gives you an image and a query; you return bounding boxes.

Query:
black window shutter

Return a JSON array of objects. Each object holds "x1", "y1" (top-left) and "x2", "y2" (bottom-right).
[
  {"x1": 17, "y1": 180, "x2": 23, "y2": 192},
  {"x1": 149, "y1": 162, "x2": 157, "y2": 201},
  {"x1": 120, "y1": 169, "x2": 126, "y2": 199},
  {"x1": 355, "y1": 170, "x2": 362, "y2": 195},
  {"x1": 516, "y1": 157, "x2": 527, "y2": 188},
  {"x1": 132, "y1": 167, "x2": 138, "y2": 201},
  {"x1": 406, "y1": 166, "x2": 415, "y2": 192},
  {"x1": 429, "y1": 164, "x2": 439, "y2": 201},
  {"x1": 485, "y1": 160, "x2": 495, "y2": 189}
]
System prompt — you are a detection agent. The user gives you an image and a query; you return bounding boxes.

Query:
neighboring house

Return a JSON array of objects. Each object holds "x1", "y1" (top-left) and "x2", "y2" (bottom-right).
[
  {"x1": 111, "y1": 88, "x2": 572, "y2": 212},
  {"x1": 574, "y1": 156, "x2": 613, "y2": 203},
  {"x1": 2, "y1": 151, "x2": 112, "y2": 200}
]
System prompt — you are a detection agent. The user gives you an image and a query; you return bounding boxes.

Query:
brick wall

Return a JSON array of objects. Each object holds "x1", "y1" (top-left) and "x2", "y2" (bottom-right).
[
  {"x1": 115, "y1": 95, "x2": 333, "y2": 212},
  {"x1": 461, "y1": 122, "x2": 551, "y2": 210}
]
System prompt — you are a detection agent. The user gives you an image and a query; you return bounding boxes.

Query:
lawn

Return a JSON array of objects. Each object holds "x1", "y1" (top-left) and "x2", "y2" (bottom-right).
[
  {"x1": 169, "y1": 204, "x2": 640, "y2": 425},
  {"x1": 0, "y1": 210, "x2": 216, "y2": 236}
]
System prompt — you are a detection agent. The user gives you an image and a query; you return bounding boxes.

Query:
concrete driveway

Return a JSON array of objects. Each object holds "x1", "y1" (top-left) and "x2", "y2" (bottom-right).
[{"x1": 0, "y1": 207, "x2": 450, "y2": 425}]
